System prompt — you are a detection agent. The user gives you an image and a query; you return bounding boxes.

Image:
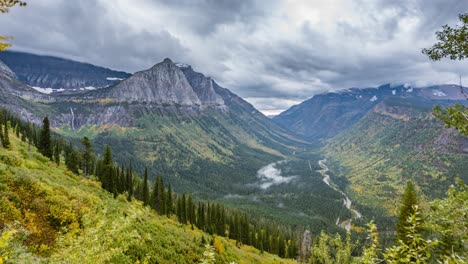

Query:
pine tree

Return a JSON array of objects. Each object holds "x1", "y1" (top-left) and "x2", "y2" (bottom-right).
[
  {"x1": 158, "y1": 176, "x2": 165, "y2": 214},
  {"x1": 39, "y1": 117, "x2": 52, "y2": 159},
  {"x1": 187, "y1": 194, "x2": 194, "y2": 224},
  {"x1": 151, "y1": 176, "x2": 160, "y2": 210},
  {"x1": 2, "y1": 121, "x2": 10, "y2": 149},
  {"x1": 177, "y1": 195, "x2": 182, "y2": 221},
  {"x1": 397, "y1": 181, "x2": 421, "y2": 243},
  {"x1": 67, "y1": 150, "x2": 79, "y2": 174},
  {"x1": 126, "y1": 162, "x2": 134, "y2": 201},
  {"x1": 142, "y1": 168, "x2": 150, "y2": 206},
  {"x1": 81, "y1": 136, "x2": 93, "y2": 177},
  {"x1": 166, "y1": 183, "x2": 173, "y2": 216},
  {"x1": 102, "y1": 145, "x2": 115, "y2": 196},
  {"x1": 53, "y1": 142, "x2": 60, "y2": 165},
  {"x1": 181, "y1": 193, "x2": 187, "y2": 224}
]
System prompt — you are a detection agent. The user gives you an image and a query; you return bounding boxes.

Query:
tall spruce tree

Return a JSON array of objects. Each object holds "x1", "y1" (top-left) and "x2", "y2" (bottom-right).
[
  {"x1": 397, "y1": 181, "x2": 421, "y2": 242},
  {"x1": 2, "y1": 121, "x2": 10, "y2": 149},
  {"x1": 142, "y1": 168, "x2": 150, "y2": 206},
  {"x1": 53, "y1": 142, "x2": 60, "y2": 165},
  {"x1": 151, "y1": 176, "x2": 160, "y2": 210},
  {"x1": 39, "y1": 117, "x2": 52, "y2": 159},
  {"x1": 102, "y1": 145, "x2": 114, "y2": 194},
  {"x1": 158, "y1": 176, "x2": 165, "y2": 214},
  {"x1": 166, "y1": 183, "x2": 173, "y2": 216},
  {"x1": 81, "y1": 136, "x2": 94, "y2": 177},
  {"x1": 126, "y1": 162, "x2": 134, "y2": 201}
]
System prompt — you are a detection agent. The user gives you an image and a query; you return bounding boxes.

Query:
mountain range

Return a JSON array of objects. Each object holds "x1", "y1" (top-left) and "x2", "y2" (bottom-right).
[
  {"x1": 0, "y1": 50, "x2": 131, "y2": 93},
  {"x1": 0, "y1": 50, "x2": 466, "y2": 233},
  {"x1": 273, "y1": 83, "x2": 468, "y2": 139}
]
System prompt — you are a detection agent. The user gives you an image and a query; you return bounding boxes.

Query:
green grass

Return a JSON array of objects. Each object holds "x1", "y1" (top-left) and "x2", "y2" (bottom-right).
[{"x1": 0, "y1": 132, "x2": 298, "y2": 263}]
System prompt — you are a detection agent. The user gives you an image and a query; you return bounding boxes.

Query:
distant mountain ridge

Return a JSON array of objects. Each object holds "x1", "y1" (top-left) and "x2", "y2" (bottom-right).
[
  {"x1": 273, "y1": 83, "x2": 468, "y2": 139},
  {"x1": 0, "y1": 51, "x2": 131, "y2": 92}
]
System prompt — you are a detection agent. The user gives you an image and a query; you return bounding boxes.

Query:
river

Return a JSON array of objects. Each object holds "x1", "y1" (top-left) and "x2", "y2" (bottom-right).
[{"x1": 314, "y1": 159, "x2": 362, "y2": 232}]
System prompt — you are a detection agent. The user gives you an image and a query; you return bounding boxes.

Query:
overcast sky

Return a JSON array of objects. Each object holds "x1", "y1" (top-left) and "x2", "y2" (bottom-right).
[{"x1": 2, "y1": 0, "x2": 468, "y2": 115}]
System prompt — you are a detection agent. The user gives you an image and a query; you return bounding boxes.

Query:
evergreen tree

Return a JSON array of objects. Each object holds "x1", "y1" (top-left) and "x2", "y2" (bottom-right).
[
  {"x1": 187, "y1": 194, "x2": 194, "y2": 224},
  {"x1": 81, "y1": 136, "x2": 94, "y2": 177},
  {"x1": 397, "y1": 181, "x2": 421, "y2": 243},
  {"x1": 151, "y1": 176, "x2": 160, "y2": 210},
  {"x1": 0, "y1": 124, "x2": 4, "y2": 147},
  {"x1": 53, "y1": 142, "x2": 60, "y2": 165},
  {"x1": 102, "y1": 145, "x2": 116, "y2": 196},
  {"x1": 177, "y1": 195, "x2": 182, "y2": 221},
  {"x1": 158, "y1": 176, "x2": 165, "y2": 214},
  {"x1": 126, "y1": 163, "x2": 134, "y2": 201},
  {"x1": 39, "y1": 116, "x2": 52, "y2": 159},
  {"x1": 142, "y1": 168, "x2": 150, "y2": 206},
  {"x1": 181, "y1": 193, "x2": 187, "y2": 224},
  {"x1": 166, "y1": 183, "x2": 173, "y2": 216},
  {"x1": 67, "y1": 150, "x2": 80, "y2": 174},
  {"x1": 2, "y1": 121, "x2": 10, "y2": 149}
]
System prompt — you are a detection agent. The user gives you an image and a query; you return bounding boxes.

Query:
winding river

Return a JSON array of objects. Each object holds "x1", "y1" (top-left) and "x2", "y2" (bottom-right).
[{"x1": 313, "y1": 159, "x2": 362, "y2": 232}]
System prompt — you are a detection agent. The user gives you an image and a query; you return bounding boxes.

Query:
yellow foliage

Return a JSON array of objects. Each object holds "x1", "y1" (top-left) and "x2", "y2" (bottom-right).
[
  {"x1": 0, "y1": 197, "x2": 22, "y2": 223},
  {"x1": 0, "y1": 36, "x2": 11, "y2": 52},
  {"x1": 0, "y1": 230, "x2": 16, "y2": 263},
  {"x1": 213, "y1": 237, "x2": 225, "y2": 254}
]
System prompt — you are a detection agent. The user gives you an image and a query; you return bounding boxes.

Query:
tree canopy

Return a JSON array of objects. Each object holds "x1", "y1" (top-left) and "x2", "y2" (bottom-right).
[
  {"x1": 0, "y1": 0, "x2": 27, "y2": 51},
  {"x1": 423, "y1": 13, "x2": 468, "y2": 136}
]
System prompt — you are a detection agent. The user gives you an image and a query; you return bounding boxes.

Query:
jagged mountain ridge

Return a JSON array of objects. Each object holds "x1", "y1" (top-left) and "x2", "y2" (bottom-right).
[
  {"x1": 85, "y1": 58, "x2": 226, "y2": 110},
  {"x1": 0, "y1": 50, "x2": 131, "y2": 92},
  {"x1": 273, "y1": 84, "x2": 468, "y2": 139}
]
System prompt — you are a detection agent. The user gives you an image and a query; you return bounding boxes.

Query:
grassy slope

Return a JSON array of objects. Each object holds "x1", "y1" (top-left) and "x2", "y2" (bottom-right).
[
  {"x1": 323, "y1": 99, "x2": 467, "y2": 219},
  {"x1": 0, "y1": 133, "x2": 297, "y2": 264}
]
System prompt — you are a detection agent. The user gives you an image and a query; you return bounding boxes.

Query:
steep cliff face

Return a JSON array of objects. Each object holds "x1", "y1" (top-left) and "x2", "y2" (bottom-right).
[
  {"x1": 0, "y1": 51, "x2": 131, "y2": 91},
  {"x1": 179, "y1": 64, "x2": 225, "y2": 107},
  {"x1": 98, "y1": 58, "x2": 202, "y2": 106},
  {"x1": 273, "y1": 84, "x2": 468, "y2": 139}
]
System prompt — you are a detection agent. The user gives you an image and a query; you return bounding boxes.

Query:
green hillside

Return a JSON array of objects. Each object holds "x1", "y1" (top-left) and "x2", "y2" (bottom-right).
[
  {"x1": 323, "y1": 98, "x2": 467, "y2": 225},
  {"x1": 0, "y1": 129, "x2": 297, "y2": 263}
]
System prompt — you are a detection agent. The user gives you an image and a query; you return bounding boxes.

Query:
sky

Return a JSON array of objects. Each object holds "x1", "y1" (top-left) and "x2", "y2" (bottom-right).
[{"x1": 1, "y1": 0, "x2": 468, "y2": 115}]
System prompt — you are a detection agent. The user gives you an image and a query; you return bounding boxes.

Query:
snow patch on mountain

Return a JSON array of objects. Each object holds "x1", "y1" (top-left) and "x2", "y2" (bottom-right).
[
  {"x1": 106, "y1": 77, "x2": 124, "y2": 81},
  {"x1": 432, "y1": 90, "x2": 447, "y2": 97},
  {"x1": 31, "y1": 86, "x2": 65, "y2": 94},
  {"x1": 175, "y1": 63, "x2": 191, "y2": 68},
  {"x1": 370, "y1": 95, "x2": 378, "y2": 102}
]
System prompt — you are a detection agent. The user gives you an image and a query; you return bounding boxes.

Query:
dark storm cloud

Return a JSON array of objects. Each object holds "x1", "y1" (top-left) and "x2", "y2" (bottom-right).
[{"x1": 1, "y1": 0, "x2": 468, "y2": 113}]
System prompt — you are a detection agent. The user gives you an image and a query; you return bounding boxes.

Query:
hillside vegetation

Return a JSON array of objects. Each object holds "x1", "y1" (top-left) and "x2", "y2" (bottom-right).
[
  {"x1": 324, "y1": 98, "x2": 467, "y2": 227},
  {"x1": 0, "y1": 130, "x2": 297, "y2": 264}
]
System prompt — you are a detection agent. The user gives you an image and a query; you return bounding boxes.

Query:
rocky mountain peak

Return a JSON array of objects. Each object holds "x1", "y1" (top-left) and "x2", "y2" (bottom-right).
[
  {"x1": 101, "y1": 58, "x2": 201, "y2": 105},
  {"x1": 162, "y1": 58, "x2": 173, "y2": 64}
]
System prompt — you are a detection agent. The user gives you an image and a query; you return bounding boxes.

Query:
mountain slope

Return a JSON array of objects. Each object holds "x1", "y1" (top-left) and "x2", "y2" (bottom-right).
[
  {"x1": 323, "y1": 97, "x2": 467, "y2": 223},
  {"x1": 0, "y1": 132, "x2": 297, "y2": 263},
  {"x1": 0, "y1": 51, "x2": 131, "y2": 92},
  {"x1": 0, "y1": 56, "x2": 337, "y2": 230},
  {"x1": 273, "y1": 84, "x2": 468, "y2": 139}
]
